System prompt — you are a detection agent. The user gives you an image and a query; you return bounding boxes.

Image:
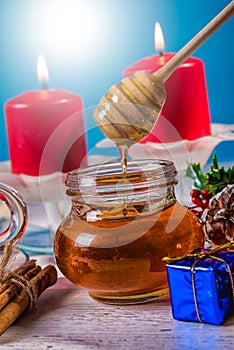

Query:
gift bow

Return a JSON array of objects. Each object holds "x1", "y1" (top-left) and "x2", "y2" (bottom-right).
[{"x1": 163, "y1": 240, "x2": 234, "y2": 323}]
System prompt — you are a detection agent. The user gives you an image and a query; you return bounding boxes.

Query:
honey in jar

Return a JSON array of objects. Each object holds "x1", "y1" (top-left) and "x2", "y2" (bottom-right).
[{"x1": 54, "y1": 159, "x2": 204, "y2": 304}]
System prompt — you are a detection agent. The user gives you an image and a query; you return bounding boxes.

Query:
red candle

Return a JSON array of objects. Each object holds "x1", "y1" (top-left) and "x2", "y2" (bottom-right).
[
  {"x1": 123, "y1": 23, "x2": 211, "y2": 143},
  {"x1": 4, "y1": 55, "x2": 87, "y2": 176}
]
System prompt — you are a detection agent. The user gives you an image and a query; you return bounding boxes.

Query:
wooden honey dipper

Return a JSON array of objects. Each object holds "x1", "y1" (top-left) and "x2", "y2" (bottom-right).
[{"x1": 94, "y1": 1, "x2": 234, "y2": 157}]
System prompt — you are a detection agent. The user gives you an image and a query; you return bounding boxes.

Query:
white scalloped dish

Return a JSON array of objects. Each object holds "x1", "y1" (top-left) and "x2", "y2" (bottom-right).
[{"x1": 96, "y1": 123, "x2": 234, "y2": 172}]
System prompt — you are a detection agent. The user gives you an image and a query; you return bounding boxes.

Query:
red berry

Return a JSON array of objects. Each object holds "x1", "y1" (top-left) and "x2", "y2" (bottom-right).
[
  {"x1": 201, "y1": 199, "x2": 209, "y2": 209},
  {"x1": 192, "y1": 197, "x2": 202, "y2": 206},
  {"x1": 201, "y1": 189, "x2": 212, "y2": 200},
  {"x1": 190, "y1": 189, "x2": 201, "y2": 199},
  {"x1": 189, "y1": 187, "x2": 211, "y2": 219}
]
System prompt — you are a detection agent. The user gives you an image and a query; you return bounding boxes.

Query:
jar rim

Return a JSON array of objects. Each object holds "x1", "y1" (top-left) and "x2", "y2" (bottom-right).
[{"x1": 66, "y1": 159, "x2": 177, "y2": 197}]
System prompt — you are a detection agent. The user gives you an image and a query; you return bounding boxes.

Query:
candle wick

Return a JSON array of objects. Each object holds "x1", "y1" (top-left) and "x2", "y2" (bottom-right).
[
  {"x1": 159, "y1": 52, "x2": 164, "y2": 57},
  {"x1": 41, "y1": 82, "x2": 48, "y2": 91}
]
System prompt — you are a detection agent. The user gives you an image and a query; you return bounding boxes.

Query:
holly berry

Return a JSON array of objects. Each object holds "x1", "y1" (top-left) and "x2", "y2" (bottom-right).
[
  {"x1": 201, "y1": 199, "x2": 210, "y2": 209},
  {"x1": 191, "y1": 197, "x2": 202, "y2": 207},
  {"x1": 189, "y1": 188, "x2": 212, "y2": 218},
  {"x1": 190, "y1": 189, "x2": 201, "y2": 199},
  {"x1": 201, "y1": 189, "x2": 212, "y2": 200}
]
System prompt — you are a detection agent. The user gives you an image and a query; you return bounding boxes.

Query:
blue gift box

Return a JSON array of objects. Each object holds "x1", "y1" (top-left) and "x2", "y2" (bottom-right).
[{"x1": 165, "y1": 248, "x2": 234, "y2": 325}]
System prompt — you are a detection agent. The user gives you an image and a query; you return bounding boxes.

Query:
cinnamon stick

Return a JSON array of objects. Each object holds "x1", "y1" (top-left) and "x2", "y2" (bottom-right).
[
  {"x1": 0, "y1": 264, "x2": 58, "y2": 336},
  {"x1": 0, "y1": 260, "x2": 37, "y2": 294},
  {"x1": 0, "y1": 265, "x2": 41, "y2": 311}
]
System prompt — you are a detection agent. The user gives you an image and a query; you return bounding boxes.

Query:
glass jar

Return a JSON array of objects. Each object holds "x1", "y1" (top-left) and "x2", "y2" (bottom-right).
[{"x1": 54, "y1": 159, "x2": 204, "y2": 304}]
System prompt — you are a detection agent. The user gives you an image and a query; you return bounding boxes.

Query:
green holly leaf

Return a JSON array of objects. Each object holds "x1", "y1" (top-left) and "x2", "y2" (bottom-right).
[
  {"x1": 186, "y1": 152, "x2": 234, "y2": 195},
  {"x1": 185, "y1": 163, "x2": 207, "y2": 190}
]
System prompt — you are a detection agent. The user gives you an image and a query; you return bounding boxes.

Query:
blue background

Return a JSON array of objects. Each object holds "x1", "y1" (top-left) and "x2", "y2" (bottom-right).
[{"x1": 0, "y1": 0, "x2": 233, "y2": 162}]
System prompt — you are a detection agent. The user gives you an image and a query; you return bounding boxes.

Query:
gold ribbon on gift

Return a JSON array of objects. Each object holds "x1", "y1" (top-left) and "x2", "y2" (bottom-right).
[{"x1": 163, "y1": 241, "x2": 234, "y2": 323}]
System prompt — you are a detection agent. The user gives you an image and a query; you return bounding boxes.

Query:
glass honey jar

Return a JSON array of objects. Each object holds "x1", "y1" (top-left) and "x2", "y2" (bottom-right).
[{"x1": 54, "y1": 159, "x2": 204, "y2": 304}]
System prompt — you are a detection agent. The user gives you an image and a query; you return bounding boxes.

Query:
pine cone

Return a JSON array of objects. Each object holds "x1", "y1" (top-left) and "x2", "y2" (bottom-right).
[{"x1": 203, "y1": 184, "x2": 234, "y2": 246}]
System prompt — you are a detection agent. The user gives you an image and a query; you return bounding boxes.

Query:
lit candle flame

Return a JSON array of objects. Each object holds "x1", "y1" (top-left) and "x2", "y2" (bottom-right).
[
  {"x1": 37, "y1": 54, "x2": 49, "y2": 90},
  {"x1": 154, "y1": 22, "x2": 165, "y2": 54}
]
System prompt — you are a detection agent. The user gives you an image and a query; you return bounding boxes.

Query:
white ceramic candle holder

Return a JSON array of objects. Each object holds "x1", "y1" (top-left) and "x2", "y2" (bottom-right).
[{"x1": 96, "y1": 123, "x2": 234, "y2": 172}]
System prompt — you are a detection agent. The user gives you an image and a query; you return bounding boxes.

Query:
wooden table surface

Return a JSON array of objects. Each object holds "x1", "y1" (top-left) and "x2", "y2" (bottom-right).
[{"x1": 1, "y1": 254, "x2": 234, "y2": 350}]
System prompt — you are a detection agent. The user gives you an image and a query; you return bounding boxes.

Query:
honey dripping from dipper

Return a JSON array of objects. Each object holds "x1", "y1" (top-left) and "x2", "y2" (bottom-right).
[{"x1": 94, "y1": 99, "x2": 158, "y2": 173}]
